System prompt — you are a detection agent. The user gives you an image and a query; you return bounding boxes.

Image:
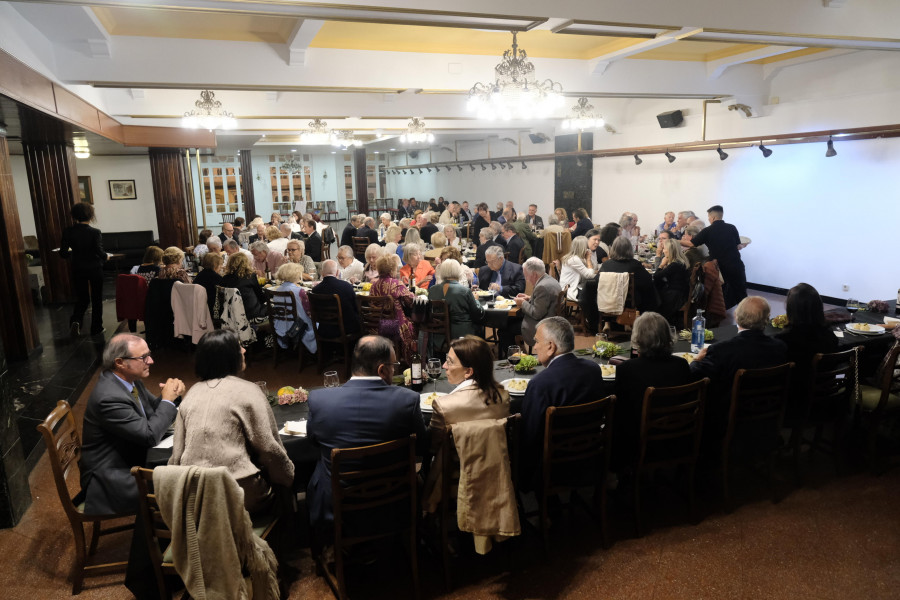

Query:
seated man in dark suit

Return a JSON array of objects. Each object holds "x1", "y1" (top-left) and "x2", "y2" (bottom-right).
[
  {"x1": 419, "y1": 214, "x2": 439, "y2": 244},
  {"x1": 300, "y1": 218, "x2": 323, "y2": 262},
  {"x1": 247, "y1": 223, "x2": 266, "y2": 246},
  {"x1": 355, "y1": 216, "x2": 379, "y2": 246},
  {"x1": 79, "y1": 334, "x2": 184, "y2": 515},
  {"x1": 306, "y1": 335, "x2": 426, "y2": 542},
  {"x1": 500, "y1": 223, "x2": 525, "y2": 264},
  {"x1": 340, "y1": 215, "x2": 360, "y2": 248},
  {"x1": 690, "y1": 296, "x2": 787, "y2": 451},
  {"x1": 311, "y1": 260, "x2": 361, "y2": 338},
  {"x1": 397, "y1": 198, "x2": 411, "y2": 220},
  {"x1": 524, "y1": 204, "x2": 544, "y2": 229},
  {"x1": 474, "y1": 227, "x2": 500, "y2": 270},
  {"x1": 477, "y1": 245, "x2": 526, "y2": 298},
  {"x1": 520, "y1": 317, "x2": 603, "y2": 488},
  {"x1": 218, "y1": 221, "x2": 235, "y2": 245}
]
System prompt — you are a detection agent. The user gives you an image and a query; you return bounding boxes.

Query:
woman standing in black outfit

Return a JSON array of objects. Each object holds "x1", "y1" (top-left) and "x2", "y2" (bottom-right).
[{"x1": 59, "y1": 202, "x2": 106, "y2": 336}]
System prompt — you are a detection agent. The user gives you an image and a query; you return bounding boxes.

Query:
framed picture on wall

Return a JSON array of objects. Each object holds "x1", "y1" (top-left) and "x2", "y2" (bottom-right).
[
  {"x1": 77, "y1": 176, "x2": 93, "y2": 204},
  {"x1": 108, "y1": 179, "x2": 137, "y2": 200}
]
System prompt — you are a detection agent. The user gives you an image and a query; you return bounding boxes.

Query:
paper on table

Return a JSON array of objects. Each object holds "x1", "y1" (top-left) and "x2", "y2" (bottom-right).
[
  {"x1": 154, "y1": 435, "x2": 175, "y2": 449},
  {"x1": 834, "y1": 331, "x2": 844, "y2": 338}
]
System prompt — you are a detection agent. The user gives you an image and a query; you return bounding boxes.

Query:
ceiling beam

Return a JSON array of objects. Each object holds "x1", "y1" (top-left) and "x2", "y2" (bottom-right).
[
  {"x1": 706, "y1": 45, "x2": 804, "y2": 79},
  {"x1": 762, "y1": 48, "x2": 857, "y2": 80},
  {"x1": 285, "y1": 19, "x2": 324, "y2": 67},
  {"x1": 587, "y1": 26, "x2": 703, "y2": 75}
]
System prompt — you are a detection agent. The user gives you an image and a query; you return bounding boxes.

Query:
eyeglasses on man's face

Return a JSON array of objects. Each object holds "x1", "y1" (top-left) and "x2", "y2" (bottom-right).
[{"x1": 122, "y1": 353, "x2": 152, "y2": 364}]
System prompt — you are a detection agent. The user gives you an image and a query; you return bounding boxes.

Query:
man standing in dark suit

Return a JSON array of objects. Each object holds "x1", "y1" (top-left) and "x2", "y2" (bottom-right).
[
  {"x1": 340, "y1": 215, "x2": 360, "y2": 248},
  {"x1": 306, "y1": 336, "x2": 426, "y2": 540},
  {"x1": 311, "y1": 260, "x2": 361, "y2": 338},
  {"x1": 474, "y1": 227, "x2": 500, "y2": 270},
  {"x1": 300, "y1": 218, "x2": 323, "y2": 262},
  {"x1": 478, "y1": 245, "x2": 526, "y2": 298},
  {"x1": 79, "y1": 334, "x2": 184, "y2": 515},
  {"x1": 685, "y1": 205, "x2": 747, "y2": 308},
  {"x1": 520, "y1": 317, "x2": 603, "y2": 487},
  {"x1": 690, "y1": 296, "x2": 787, "y2": 446}
]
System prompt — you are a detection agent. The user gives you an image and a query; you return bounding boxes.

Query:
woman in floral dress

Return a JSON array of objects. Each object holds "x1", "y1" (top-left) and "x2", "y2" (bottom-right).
[{"x1": 370, "y1": 253, "x2": 418, "y2": 366}]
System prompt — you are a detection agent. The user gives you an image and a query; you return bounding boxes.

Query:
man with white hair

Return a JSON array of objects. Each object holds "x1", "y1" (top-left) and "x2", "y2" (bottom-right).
[
  {"x1": 675, "y1": 210, "x2": 697, "y2": 239},
  {"x1": 439, "y1": 201, "x2": 460, "y2": 225},
  {"x1": 474, "y1": 227, "x2": 500, "y2": 269},
  {"x1": 514, "y1": 257, "x2": 562, "y2": 347},
  {"x1": 222, "y1": 239, "x2": 252, "y2": 266},
  {"x1": 218, "y1": 221, "x2": 235, "y2": 244},
  {"x1": 681, "y1": 220, "x2": 708, "y2": 269},
  {"x1": 356, "y1": 216, "x2": 379, "y2": 246},
  {"x1": 524, "y1": 204, "x2": 543, "y2": 229},
  {"x1": 312, "y1": 259, "x2": 361, "y2": 338},
  {"x1": 657, "y1": 211, "x2": 678, "y2": 236},
  {"x1": 519, "y1": 316, "x2": 603, "y2": 487},
  {"x1": 478, "y1": 245, "x2": 525, "y2": 298},
  {"x1": 336, "y1": 245, "x2": 364, "y2": 282}
]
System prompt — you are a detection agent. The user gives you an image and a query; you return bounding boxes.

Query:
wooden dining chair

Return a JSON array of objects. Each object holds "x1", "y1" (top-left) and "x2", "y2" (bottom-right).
[
  {"x1": 320, "y1": 436, "x2": 420, "y2": 600},
  {"x1": 357, "y1": 294, "x2": 394, "y2": 336},
  {"x1": 420, "y1": 299, "x2": 452, "y2": 358},
  {"x1": 597, "y1": 272, "x2": 636, "y2": 339},
  {"x1": 635, "y1": 378, "x2": 709, "y2": 536},
  {"x1": 721, "y1": 362, "x2": 794, "y2": 507},
  {"x1": 859, "y1": 341, "x2": 900, "y2": 470},
  {"x1": 36, "y1": 401, "x2": 134, "y2": 594},
  {"x1": 351, "y1": 236, "x2": 370, "y2": 261},
  {"x1": 539, "y1": 396, "x2": 615, "y2": 552},
  {"x1": 677, "y1": 263, "x2": 702, "y2": 330},
  {"x1": 789, "y1": 347, "x2": 860, "y2": 481},
  {"x1": 308, "y1": 292, "x2": 358, "y2": 379},
  {"x1": 266, "y1": 289, "x2": 313, "y2": 372}
]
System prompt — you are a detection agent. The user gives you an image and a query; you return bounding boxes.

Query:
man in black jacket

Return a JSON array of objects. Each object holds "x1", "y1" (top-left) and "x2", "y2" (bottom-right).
[
  {"x1": 355, "y1": 217, "x2": 379, "y2": 246},
  {"x1": 473, "y1": 227, "x2": 500, "y2": 269},
  {"x1": 300, "y1": 218, "x2": 323, "y2": 262},
  {"x1": 418, "y1": 214, "x2": 439, "y2": 244},
  {"x1": 311, "y1": 260, "x2": 361, "y2": 338},
  {"x1": 340, "y1": 215, "x2": 360, "y2": 248},
  {"x1": 684, "y1": 205, "x2": 747, "y2": 308},
  {"x1": 500, "y1": 223, "x2": 525, "y2": 264}
]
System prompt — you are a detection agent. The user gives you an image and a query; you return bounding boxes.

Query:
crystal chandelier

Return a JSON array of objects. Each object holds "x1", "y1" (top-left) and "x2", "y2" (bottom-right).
[
  {"x1": 399, "y1": 117, "x2": 434, "y2": 144},
  {"x1": 300, "y1": 118, "x2": 334, "y2": 145},
  {"x1": 331, "y1": 130, "x2": 363, "y2": 148},
  {"x1": 280, "y1": 154, "x2": 303, "y2": 174},
  {"x1": 181, "y1": 90, "x2": 236, "y2": 130},
  {"x1": 562, "y1": 97, "x2": 605, "y2": 131},
  {"x1": 467, "y1": 31, "x2": 564, "y2": 121}
]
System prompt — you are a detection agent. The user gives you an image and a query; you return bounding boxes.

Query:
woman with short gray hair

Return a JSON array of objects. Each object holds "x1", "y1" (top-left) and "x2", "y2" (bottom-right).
[
  {"x1": 612, "y1": 311, "x2": 693, "y2": 470},
  {"x1": 428, "y1": 259, "x2": 485, "y2": 351}
]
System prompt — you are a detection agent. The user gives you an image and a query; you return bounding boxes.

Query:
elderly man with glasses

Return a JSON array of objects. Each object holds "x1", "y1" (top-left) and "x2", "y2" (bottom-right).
[{"x1": 78, "y1": 334, "x2": 185, "y2": 515}]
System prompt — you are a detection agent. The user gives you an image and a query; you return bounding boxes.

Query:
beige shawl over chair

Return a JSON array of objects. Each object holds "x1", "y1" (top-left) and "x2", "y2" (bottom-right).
[{"x1": 595, "y1": 272, "x2": 630, "y2": 314}]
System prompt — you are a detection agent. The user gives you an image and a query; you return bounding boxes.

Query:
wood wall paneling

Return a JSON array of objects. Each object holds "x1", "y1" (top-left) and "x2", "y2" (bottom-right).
[
  {"x1": 149, "y1": 149, "x2": 195, "y2": 248},
  {"x1": 98, "y1": 112, "x2": 124, "y2": 144},
  {"x1": 353, "y1": 147, "x2": 369, "y2": 215},
  {"x1": 0, "y1": 136, "x2": 41, "y2": 359},
  {"x1": 22, "y1": 142, "x2": 77, "y2": 304},
  {"x1": 239, "y1": 150, "x2": 256, "y2": 222},
  {"x1": 123, "y1": 126, "x2": 215, "y2": 149},
  {"x1": 52, "y1": 85, "x2": 101, "y2": 133}
]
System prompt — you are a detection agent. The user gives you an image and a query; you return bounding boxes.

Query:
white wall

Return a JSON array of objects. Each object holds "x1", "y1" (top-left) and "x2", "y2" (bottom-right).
[{"x1": 74, "y1": 155, "x2": 159, "y2": 237}]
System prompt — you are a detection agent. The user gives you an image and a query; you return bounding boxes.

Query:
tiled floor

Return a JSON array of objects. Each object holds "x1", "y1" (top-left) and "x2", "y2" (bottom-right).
[{"x1": 4, "y1": 288, "x2": 899, "y2": 599}]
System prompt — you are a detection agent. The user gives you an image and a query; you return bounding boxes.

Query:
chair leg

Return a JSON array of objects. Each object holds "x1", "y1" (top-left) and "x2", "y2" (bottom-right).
[
  {"x1": 687, "y1": 464, "x2": 697, "y2": 523},
  {"x1": 539, "y1": 492, "x2": 550, "y2": 555},
  {"x1": 71, "y1": 522, "x2": 87, "y2": 595},
  {"x1": 440, "y1": 504, "x2": 451, "y2": 590},
  {"x1": 721, "y1": 450, "x2": 731, "y2": 509},
  {"x1": 88, "y1": 520, "x2": 102, "y2": 555},
  {"x1": 633, "y1": 472, "x2": 643, "y2": 538},
  {"x1": 335, "y1": 546, "x2": 347, "y2": 600},
  {"x1": 409, "y1": 526, "x2": 421, "y2": 600}
]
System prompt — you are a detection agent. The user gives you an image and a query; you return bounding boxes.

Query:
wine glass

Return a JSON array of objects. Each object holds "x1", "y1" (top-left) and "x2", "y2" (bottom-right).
[
  {"x1": 254, "y1": 381, "x2": 268, "y2": 397},
  {"x1": 669, "y1": 325, "x2": 678, "y2": 343},
  {"x1": 323, "y1": 371, "x2": 339, "y2": 388},
  {"x1": 507, "y1": 345, "x2": 521, "y2": 370},
  {"x1": 846, "y1": 298, "x2": 859, "y2": 322},
  {"x1": 426, "y1": 358, "x2": 442, "y2": 393}
]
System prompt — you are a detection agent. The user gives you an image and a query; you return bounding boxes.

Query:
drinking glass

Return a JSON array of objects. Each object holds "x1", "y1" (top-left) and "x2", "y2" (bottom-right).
[
  {"x1": 254, "y1": 381, "x2": 268, "y2": 397},
  {"x1": 669, "y1": 325, "x2": 678, "y2": 343},
  {"x1": 846, "y1": 298, "x2": 859, "y2": 322},
  {"x1": 426, "y1": 358, "x2": 442, "y2": 393},
  {"x1": 507, "y1": 345, "x2": 521, "y2": 369},
  {"x1": 324, "y1": 371, "x2": 340, "y2": 388}
]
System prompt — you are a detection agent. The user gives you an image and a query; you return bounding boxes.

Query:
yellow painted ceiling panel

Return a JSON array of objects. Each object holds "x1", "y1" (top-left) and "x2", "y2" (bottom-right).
[
  {"x1": 630, "y1": 40, "x2": 754, "y2": 61},
  {"x1": 92, "y1": 7, "x2": 298, "y2": 43},
  {"x1": 749, "y1": 47, "x2": 831, "y2": 64},
  {"x1": 309, "y1": 22, "x2": 637, "y2": 60}
]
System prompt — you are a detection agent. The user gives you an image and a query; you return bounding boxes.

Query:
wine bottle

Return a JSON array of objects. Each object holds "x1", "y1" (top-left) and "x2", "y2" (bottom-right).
[{"x1": 410, "y1": 351, "x2": 424, "y2": 391}]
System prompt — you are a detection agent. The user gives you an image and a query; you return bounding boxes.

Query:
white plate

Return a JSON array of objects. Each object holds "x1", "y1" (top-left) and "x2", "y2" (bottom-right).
[
  {"x1": 600, "y1": 365, "x2": 616, "y2": 381},
  {"x1": 845, "y1": 323, "x2": 885, "y2": 335},
  {"x1": 500, "y1": 378, "x2": 530, "y2": 395},
  {"x1": 420, "y1": 392, "x2": 445, "y2": 412},
  {"x1": 673, "y1": 352, "x2": 699, "y2": 364},
  {"x1": 476, "y1": 290, "x2": 493, "y2": 298},
  {"x1": 281, "y1": 420, "x2": 307, "y2": 436}
]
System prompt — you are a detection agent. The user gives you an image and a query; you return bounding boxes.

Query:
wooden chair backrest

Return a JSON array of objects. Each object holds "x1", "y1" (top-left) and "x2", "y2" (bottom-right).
[
  {"x1": 308, "y1": 293, "x2": 348, "y2": 341},
  {"x1": 803, "y1": 347, "x2": 859, "y2": 423},
  {"x1": 872, "y1": 342, "x2": 900, "y2": 414},
  {"x1": 36, "y1": 401, "x2": 83, "y2": 521},
  {"x1": 725, "y1": 363, "x2": 795, "y2": 444},
  {"x1": 266, "y1": 289, "x2": 298, "y2": 324},
  {"x1": 639, "y1": 378, "x2": 709, "y2": 469},
  {"x1": 221, "y1": 213, "x2": 236, "y2": 223},
  {"x1": 358, "y1": 295, "x2": 394, "y2": 335},
  {"x1": 352, "y1": 237, "x2": 370, "y2": 257},
  {"x1": 131, "y1": 467, "x2": 173, "y2": 572},
  {"x1": 543, "y1": 397, "x2": 615, "y2": 491}
]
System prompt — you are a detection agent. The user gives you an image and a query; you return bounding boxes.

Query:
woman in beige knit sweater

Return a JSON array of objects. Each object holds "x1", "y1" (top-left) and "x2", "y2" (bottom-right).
[{"x1": 170, "y1": 329, "x2": 295, "y2": 514}]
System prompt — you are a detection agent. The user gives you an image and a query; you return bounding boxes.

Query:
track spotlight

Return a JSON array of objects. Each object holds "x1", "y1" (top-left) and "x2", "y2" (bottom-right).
[
  {"x1": 457, "y1": 165, "x2": 463, "y2": 171},
  {"x1": 481, "y1": 164, "x2": 487, "y2": 171},
  {"x1": 491, "y1": 163, "x2": 497, "y2": 170},
  {"x1": 759, "y1": 142, "x2": 772, "y2": 158},
  {"x1": 825, "y1": 137, "x2": 837, "y2": 157},
  {"x1": 507, "y1": 162, "x2": 514, "y2": 169},
  {"x1": 665, "y1": 150, "x2": 676, "y2": 163},
  {"x1": 634, "y1": 154, "x2": 642, "y2": 166},
  {"x1": 521, "y1": 161, "x2": 527, "y2": 169},
  {"x1": 418, "y1": 168, "x2": 423, "y2": 173},
  {"x1": 426, "y1": 167, "x2": 432, "y2": 172},
  {"x1": 500, "y1": 163, "x2": 506, "y2": 169},
  {"x1": 470, "y1": 164, "x2": 476, "y2": 171},
  {"x1": 717, "y1": 146, "x2": 728, "y2": 161}
]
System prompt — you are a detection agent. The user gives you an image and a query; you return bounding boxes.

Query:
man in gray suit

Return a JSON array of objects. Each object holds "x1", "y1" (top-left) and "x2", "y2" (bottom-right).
[
  {"x1": 514, "y1": 257, "x2": 563, "y2": 347},
  {"x1": 79, "y1": 334, "x2": 184, "y2": 515}
]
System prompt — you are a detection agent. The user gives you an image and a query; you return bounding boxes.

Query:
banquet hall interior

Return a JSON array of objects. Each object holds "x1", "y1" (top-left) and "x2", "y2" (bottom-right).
[{"x1": 0, "y1": 0, "x2": 899, "y2": 597}]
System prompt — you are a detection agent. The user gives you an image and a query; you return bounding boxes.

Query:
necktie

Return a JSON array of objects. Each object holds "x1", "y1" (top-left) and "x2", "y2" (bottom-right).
[{"x1": 131, "y1": 386, "x2": 145, "y2": 417}]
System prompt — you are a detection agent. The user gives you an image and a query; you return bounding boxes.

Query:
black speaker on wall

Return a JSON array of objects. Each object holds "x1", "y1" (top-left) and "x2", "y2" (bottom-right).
[{"x1": 657, "y1": 110, "x2": 683, "y2": 128}]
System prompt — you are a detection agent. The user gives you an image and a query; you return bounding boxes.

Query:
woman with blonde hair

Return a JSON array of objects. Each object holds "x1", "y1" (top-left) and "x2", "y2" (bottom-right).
[
  {"x1": 221, "y1": 252, "x2": 267, "y2": 320},
  {"x1": 363, "y1": 243, "x2": 383, "y2": 283},
  {"x1": 559, "y1": 235, "x2": 597, "y2": 301},
  {"x1": 132, "y1": 245, "x2": 164, "y2": 282},
  {"x1": 424, "y1": 232, "x2": 446, "y2": 261},
  {"x1": 554, "y1": 207, "x2": 571, "y2": 228},
  {"x1": 400, "y1": 243, "x2": 434, "y2": 289},
  {"x1": 271, "y1": 262, "x2": 316, "y2": 353},
  {"x1": 423, "y1": 335, "x2": 510, "y2": 512},
  {"x1": 370, "y1": 254, "x2": 418, "y2": 365},
  {"x1": 157, "y1": 246, "x2": 191, "y2": 283},
  {"x1": 653, "y1": 237, "x2": 691, "y2": 324},
  {"x1": 384, "y1": 224, "x2": 402, "y2": 245}
]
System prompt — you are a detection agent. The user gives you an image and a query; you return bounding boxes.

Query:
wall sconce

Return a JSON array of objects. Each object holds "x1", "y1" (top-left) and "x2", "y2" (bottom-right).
[{"x1": 322, "y1": 170, "x2": 328, "y2": 180}]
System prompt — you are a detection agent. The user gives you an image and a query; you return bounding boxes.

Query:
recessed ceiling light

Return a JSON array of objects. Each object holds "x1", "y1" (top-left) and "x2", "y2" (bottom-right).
[
  {"x1": 291, "y1": 148, "x2": 296, "y2": 152},
  {"x1": 374, "y1": 151, "x2": 379, "y2": 154},
  {"x1": 389, "y1": 148, "x2": 396, "y2": 151}
]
